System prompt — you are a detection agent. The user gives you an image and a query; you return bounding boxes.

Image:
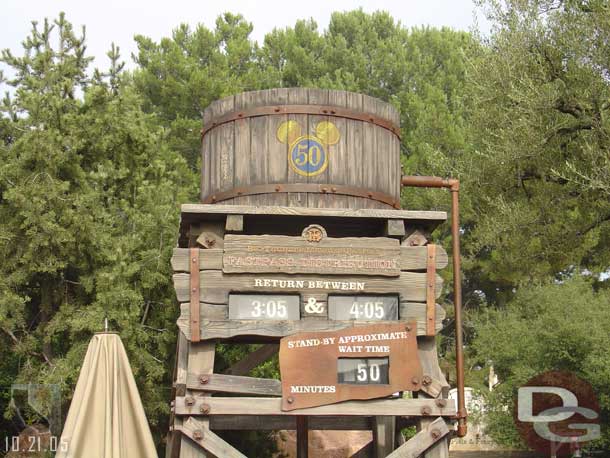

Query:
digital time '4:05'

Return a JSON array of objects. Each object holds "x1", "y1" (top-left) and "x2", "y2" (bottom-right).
[{"x1": 328, "y1": 296, "x2": 399, "y2": 321}]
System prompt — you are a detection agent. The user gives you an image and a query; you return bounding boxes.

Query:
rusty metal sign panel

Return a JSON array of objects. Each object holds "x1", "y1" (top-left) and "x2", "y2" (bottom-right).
[{"x1": 279, "y1": 322, "x2": 422, "y2": 411}]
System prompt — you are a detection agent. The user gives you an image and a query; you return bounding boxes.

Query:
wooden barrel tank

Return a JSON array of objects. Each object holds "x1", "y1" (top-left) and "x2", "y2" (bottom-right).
[{"x1": 201, "y1": 88, "x2": 401, "y2": 209}]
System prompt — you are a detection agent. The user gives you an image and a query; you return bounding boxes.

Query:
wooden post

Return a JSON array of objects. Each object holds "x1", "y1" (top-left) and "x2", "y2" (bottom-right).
[
  {"x1": 296, "y1": 416, "x2": 309, "y2": 458},
  {"x1": 373, "y1": 416, "x2": 396, "y2": 457}
]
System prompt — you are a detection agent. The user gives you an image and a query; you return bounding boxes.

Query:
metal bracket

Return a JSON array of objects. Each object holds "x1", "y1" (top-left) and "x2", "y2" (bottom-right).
[
  {"x1": 190, "y1": 247, "x2": 201, "y2": 342},
  {"x1": 426, "y1": 244, "x2": 437, "y2": 336}
]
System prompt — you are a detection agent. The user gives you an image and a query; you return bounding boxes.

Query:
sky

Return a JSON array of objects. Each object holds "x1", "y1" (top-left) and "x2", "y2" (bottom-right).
[{"x1": 1, "y1": 0, "x2": 485, "y2": 73}]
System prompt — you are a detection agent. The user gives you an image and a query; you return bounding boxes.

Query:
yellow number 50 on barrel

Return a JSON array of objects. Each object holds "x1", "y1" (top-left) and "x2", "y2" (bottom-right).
[{"x1": 277, "y1": 120, "x2": 340, "y2": 177}]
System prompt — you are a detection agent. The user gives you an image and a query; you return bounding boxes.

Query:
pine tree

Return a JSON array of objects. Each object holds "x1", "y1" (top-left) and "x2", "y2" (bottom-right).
[{"x1": 0, "y1": 14, "x2": 192, "y2": 448}]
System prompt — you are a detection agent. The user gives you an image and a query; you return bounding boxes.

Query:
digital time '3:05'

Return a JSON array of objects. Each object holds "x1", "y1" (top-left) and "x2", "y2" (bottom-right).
[{"x1": 249, "y1": 299, "x2": 288, "y2": 318}]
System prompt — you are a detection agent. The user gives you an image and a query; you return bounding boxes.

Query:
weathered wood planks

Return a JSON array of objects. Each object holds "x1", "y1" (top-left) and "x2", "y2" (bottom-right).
[
  {"x1": 174, "y1": 397, "x2": 457, "y2": 417},
  {"x1": 173, "y1": 270, "x2": 444, "y2": 304},
  {"x1": 171, "y1": 245, "x2": 448, "y2": 272},
  {"x1": 386, "y1": 417, "x2": 451, "y2": 458},
  {"x1": 200, "y1": 89, "x2": 401, "y2": 209},
  {"x1": 209, "y1": 415, "x2": 372, "y2": 431},
  {"x1": 176, "y1": 302, "x2": 446, "y2": 340},
  {"x1": 186, "y1": 373, "x2": 282, "y2": 396},
  {"x1": 182, "y1": 203, "x2": 447, "y2": 222},
  {"x1": 222, "y1": 234, "x2": 401, "y2": 276}
]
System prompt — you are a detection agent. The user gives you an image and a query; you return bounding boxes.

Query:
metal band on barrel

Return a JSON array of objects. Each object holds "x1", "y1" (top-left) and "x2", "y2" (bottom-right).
[
  {"x1": 201, "y1": 104, "x2": 401, "y2": 138},
  {"x1": 202, "y1": 183, "x2": 401, "y2": 209}
]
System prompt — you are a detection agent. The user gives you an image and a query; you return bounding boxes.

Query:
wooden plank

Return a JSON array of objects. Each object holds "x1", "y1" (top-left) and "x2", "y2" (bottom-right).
[
  {"x1": 250, "y1": 90, "x2": 270, "y2": 205},
  {"x1": 233, "y1": 92, "x2": 252, "y2": 205},
  {"x1": 179, "y1": 302, "x2": 227, "y2": 320},
  {"x1": 186, "y1": 373, "x2": 282, "y2": 396},
  {"x1": 222, "y1": 234, "x2": 401, "y2": 276},
  {"x1": 225, "y1": 214, "x2": 244, "y2": 233},
  {"x1": 326, "y1": 90, "x2": 350, "y2": 209},
  {"x1": 177, "y1": 302, "x2": 445, "y2": 340},
  {"x1": 306, "y1": 88, "x2": 330, "y2": 209},
  {"x1": 386, "y1": 417, "x2": 450, "y2": 458},
  {"x1": 171, "y1": 245, "x2": 448, "y2": 272},
  {"x1": 173, "y1": 271, "x2": 444, "y2": 304},
  {"x1": 182, "y1": 417, "x2": 247, "y2": 458},
  {"x1": 347, "y1": 91, "x2": 366, "y2": 208},
  {"x1": 209, "y1": 415, "x2": 372, "y2": 431},
  {"x1": 224, "y1": 343, "x2": 279, "y2": 376},
  {"x1": 180, "y1": 340, "x2": 215, "y2": 458},
  {"x1": 216, "y1": 96, "x2": 235, "y2": 195},
  {"x1": 181, "y1": 204, "x2": 447, "y2": 222},
  {"x1": 426, "y1": 244, "x2": 437, "y2": 336},
  {"x1": 174, "y1": 397, "x2": 457, "y2": 417},
  {"x1": 422, "y1": 421, "x2": 450, "y2": 458},
  {"x1": 373, "y1": 416, "x2": 395, "y2": 458},
  {"x1": 287, "y1": 87, "x2": 309, "y2": 206},
  {"x1": 174, "y1": 330, "x2": 189, "y2": 397},
  {"x1": 267, "y1": 88, "x2": 289, "y2": 206},
  {"x1": 190, "y1": 248, "x2": 201, "y2": 342},
  {"x1": 417, "y1": 337, "x2": 450, "y2": 395}
]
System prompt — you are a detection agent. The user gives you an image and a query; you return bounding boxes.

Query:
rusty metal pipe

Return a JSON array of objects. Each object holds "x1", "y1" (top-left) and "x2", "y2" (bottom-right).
[{"x1": 401, "y1": 175, "x2": 468, "y2": 437}]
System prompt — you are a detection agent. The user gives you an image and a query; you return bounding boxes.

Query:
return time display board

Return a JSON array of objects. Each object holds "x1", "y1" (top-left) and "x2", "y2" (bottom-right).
[{"x1": 279, "y1": 323, "x2": 423, "y2": 410}]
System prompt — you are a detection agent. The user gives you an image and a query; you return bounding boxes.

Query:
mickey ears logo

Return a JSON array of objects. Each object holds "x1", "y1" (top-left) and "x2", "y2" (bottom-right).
[{"x1": 277, "y1": 120, "x2": 340, "y2": 177}]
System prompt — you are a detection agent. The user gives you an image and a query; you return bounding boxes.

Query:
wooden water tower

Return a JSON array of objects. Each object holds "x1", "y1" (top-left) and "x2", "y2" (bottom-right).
[{"x1": 166, "y1": 88, "x2": 467, "y2": 458}]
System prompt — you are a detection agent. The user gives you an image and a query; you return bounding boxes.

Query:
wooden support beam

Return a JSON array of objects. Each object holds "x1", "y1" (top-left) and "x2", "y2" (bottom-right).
[
  {"x1": 419, "y1": 418, "x2": 450, "y2": 458},
  {"x1": 385, "y1": 219, "x2": 406, "y2": 238},
  {"x1": 187, "y1": 373, "x2": 282, "y2": 396},
  {"x1": 386, "y1": 417, "x2": 450, "y2": 458},
  {"x1": 179, "y1": 341, "x2": 216, "y2": 458},
  {"x1": 225, "y1": 214, "x2": 244, "y2": 233},
  {"x1": 417, "y1": 337, "x2": 450, "y2": 397},
  {"x1": 182, "y1": 417, "x2": 247, "y2": 458},
  {"x1": 175, "y1": 397, "x2": 456, "y2": 417},
  {"x1": 224, "y1": 344, "x2": 279, "y2": 376},
  {"x1": 209, "y1": 415, "x2": 372, "y2": 431},
  {"x1": 174, "y1": 330, "x2": 189, "y2": 397},
  {"x1": 296, "y1": 416, "x2": 309, "y2": 458},
  {"x1": 373, "y1": 416, "x2": 395, "y2": 457}
]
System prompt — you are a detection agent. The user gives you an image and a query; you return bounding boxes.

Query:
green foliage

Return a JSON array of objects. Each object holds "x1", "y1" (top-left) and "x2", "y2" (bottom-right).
[
  {"x1": 0, "y1": 14, "x2": 192, "y2": 450},
  {"x1": 134, "y1": 9, "x2": 477, "y2": 194},
  {"x1": 471, "y1": 277, "x2": 610, "y2": 450},
  {"x1": 463, "y1": 0, "x2": 610, "y2": 295}
]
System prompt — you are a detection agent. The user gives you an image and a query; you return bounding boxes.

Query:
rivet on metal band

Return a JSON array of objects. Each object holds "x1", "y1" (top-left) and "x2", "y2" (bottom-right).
[{"x1": 201, "y1": 104, "x2": 401, "y2": 139}]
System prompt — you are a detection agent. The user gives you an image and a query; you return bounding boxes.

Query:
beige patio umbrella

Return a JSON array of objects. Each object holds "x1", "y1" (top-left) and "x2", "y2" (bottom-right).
[{"x1": 57, "y1": 332, "x2": 157, "y2": 458}]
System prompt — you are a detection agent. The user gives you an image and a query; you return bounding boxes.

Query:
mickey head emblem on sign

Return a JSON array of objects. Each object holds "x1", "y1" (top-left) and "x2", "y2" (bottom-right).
[{"x1": 277, "y1": 120, "x2": 340, "y2": 177}]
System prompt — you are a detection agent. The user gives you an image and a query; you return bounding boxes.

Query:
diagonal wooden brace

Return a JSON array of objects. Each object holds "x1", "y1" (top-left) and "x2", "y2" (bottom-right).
[
  {"x1": 386, "y1": 417, "x2": 450, "y2": 458},
  {"x1": 182, "y1": 416, "x2": 246, "y2": 458},
  {"x1": 426, "y1": 244, "x2": 437, "y2": 336}
]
